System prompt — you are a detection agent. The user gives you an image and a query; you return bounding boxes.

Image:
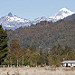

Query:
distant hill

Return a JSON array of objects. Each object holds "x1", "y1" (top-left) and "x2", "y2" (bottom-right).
[{"x1": 7, "y1": 19, "x2": 75, "y2": 50}]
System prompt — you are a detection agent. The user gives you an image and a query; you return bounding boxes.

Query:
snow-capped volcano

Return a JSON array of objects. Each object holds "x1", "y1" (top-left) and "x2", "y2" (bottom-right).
[
  {"x1": 0, "y1": 8, "x2": 74, "y2": 30},
  {"x1": 49, "y1": 8, "x2": 74, "y2": 22}
]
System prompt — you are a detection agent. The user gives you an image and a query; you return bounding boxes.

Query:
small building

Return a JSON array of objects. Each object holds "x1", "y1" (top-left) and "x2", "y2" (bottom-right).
[{"x1": 61, "y1": 60, "x2": 75, "y2": 67}]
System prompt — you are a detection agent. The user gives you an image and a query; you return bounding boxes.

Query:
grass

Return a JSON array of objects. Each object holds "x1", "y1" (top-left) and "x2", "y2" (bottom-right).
[{"x1": 0, "y1": 67, "x2": 75, "y2": 75}]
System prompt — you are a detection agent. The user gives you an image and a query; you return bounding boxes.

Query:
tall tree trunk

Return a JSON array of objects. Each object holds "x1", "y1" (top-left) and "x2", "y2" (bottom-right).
[
  {"x1": 22, "y1": 56, "x2": 24, "y2": 66},
  {"x1": 17, "y1": 59, "x2": 18, "y2": 67},
  {"x1": 10, "y1": 57, "x2": 12, "y2": 67}
]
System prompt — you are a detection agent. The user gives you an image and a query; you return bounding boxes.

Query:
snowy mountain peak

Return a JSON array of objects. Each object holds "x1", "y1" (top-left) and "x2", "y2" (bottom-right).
[
  {"x1": 59, "y1": 8, "x2": 74, "y2": 14},
  {"x1": 6, "y1": 12, "x2": 30, "y2": 23},
  {"x1": 50, "y1": 8, "x2": 74, "y2": 22},
  {"x1": 8, "y1": 12, "x2": 14, "y2": 17},
  {"x1": 60, "y1": 8, "x2": 70, "y2": 11}
]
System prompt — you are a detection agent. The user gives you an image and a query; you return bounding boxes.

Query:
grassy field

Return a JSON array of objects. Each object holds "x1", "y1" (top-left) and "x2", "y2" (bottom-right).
[{"x1": 0, "y1": 67, "x2": 75, "y2": 75}]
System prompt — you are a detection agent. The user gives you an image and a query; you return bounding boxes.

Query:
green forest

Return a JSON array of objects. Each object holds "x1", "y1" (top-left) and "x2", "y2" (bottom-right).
[
  {"x1": 0, "y1": 18, "x2": 75, "y2": 67},
  {"x1": 1, "y1": 39, "x2": 75, "y2": 67},
  {"x1": 7, "y1": 19, "x2": 75, "y2": 51}
]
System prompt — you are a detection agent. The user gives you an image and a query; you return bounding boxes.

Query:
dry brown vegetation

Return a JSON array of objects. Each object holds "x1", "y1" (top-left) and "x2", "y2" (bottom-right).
[{"x1": 0, "y1": 67, "x2": 75, "y2": 75}]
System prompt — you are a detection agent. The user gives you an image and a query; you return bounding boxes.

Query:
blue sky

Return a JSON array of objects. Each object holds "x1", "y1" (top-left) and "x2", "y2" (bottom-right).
[{"x1": 0, "y1": 0, "x2": 75, "y2": 20}]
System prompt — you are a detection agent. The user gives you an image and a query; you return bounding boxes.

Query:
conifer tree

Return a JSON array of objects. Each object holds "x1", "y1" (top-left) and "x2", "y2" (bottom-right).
[{"x1": 0, "y1": 24, "x2": 8, "y2": 65}]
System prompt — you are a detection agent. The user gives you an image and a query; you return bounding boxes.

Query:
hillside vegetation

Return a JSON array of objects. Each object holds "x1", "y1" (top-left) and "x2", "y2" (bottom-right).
[{"x1": 7, "y1": 19, "x2": 75, "y2": 50}]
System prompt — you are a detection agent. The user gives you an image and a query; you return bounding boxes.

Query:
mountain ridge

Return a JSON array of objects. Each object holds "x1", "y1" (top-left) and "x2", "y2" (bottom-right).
[{"x1": 0, "y1": 8, "x2": 74, "y2": 30}]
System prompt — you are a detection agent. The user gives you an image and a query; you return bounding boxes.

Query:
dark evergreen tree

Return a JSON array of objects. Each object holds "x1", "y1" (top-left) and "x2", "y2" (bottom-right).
[{"x1": 0, "y1": 24, "x2": 8, "y2": 65}]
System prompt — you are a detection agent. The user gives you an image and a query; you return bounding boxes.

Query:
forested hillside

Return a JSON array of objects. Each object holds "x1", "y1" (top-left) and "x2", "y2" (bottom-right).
[{"x1": 7, "y1": 19, "x2": 75, "y2": 50}]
